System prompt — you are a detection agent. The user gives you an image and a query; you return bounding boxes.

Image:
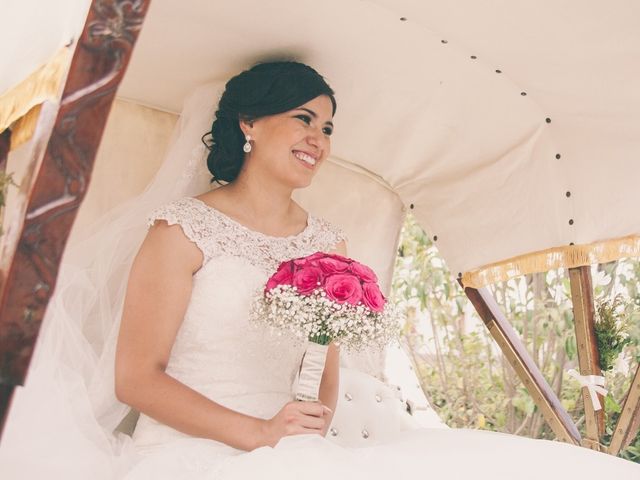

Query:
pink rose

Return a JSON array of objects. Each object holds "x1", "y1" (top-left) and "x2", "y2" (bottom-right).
[
  {"x1": 292, "y1": 266, "x2": 324, "y2": 294},
  {"x1": 362, "y1": 282, "x2": 386, "y2": 313},
  {"x1": 316, "y1": 256, "x2": 350, "y2": 275},
  {"x1": 350, "y1": 262, "x2": 378, "y2": 282},
  {"x1": 324, "y1": 274, "x2": 363, "y2": 305},
  {"x1": 265, "y1": 261, "x2": 294, "y2": 292},
  {"x1": 293, "y1": 251, "x2": 326, "y2": 268}
]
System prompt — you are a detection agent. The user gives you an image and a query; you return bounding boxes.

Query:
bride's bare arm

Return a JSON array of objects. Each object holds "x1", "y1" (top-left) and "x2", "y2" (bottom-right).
[{"x1": 115, "y1": 221, "x2": 327, "y2": 450}]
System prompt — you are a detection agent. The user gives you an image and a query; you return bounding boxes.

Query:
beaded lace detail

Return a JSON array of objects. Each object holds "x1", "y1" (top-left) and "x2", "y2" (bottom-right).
[{"x1": 146, "y1": 197, "x2": 346, "y2": 273}]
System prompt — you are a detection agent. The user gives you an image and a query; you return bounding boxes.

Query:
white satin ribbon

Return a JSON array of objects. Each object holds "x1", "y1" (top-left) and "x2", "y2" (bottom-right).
[
  {"x1": 295, "y1": 342, "x2": 329, "y2": 402},
  {"x1": 567, "y1": 368, "x2": 608, "y2": 411}
]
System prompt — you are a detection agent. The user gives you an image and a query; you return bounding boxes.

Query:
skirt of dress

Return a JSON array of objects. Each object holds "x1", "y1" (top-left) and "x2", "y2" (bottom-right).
[
  {"x1": 2, "y1": 370, "x2": 638, "y2": 479},
  {"x1": 121, "y1": 428, "x2": 640, "y2": 480}
]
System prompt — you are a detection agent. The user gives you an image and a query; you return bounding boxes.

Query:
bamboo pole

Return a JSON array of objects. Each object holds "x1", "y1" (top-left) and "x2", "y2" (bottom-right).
[{"x1": 568, "y1": 266, "x2": 605, "y2": 450}]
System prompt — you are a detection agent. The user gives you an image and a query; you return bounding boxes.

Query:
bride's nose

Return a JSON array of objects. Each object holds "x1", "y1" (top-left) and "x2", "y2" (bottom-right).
[{"x1": 306, "y1": 126, "x2": 328, "y2": 148}]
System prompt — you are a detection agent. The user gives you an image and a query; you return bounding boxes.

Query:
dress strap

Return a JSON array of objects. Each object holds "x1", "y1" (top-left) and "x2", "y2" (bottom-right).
[{"x1": 147, "y1": 197, "x2": 216, "y2": 262}]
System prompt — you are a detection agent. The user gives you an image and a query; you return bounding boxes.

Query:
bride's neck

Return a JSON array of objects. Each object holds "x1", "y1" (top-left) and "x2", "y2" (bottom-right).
[{"x1": 220, "y1": 169, "x2": 297, "y2": 224}]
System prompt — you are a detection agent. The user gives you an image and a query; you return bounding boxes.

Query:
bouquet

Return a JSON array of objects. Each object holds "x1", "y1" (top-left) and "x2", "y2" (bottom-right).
[{"x1": 251, "y1": 252, "x2": 399, "y2": 401}]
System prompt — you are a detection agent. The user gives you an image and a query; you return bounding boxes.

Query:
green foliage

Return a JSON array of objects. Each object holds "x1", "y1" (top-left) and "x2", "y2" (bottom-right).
[
  {"x1": 594, "y1": 295, "x2": 632, "y2": 371},
  {"x1": 392, "y1": 213, "x2": 640, "y2": 462},
  {"x1": 0, "y1": 171, "x2": 18, "y2": 236},
  {"x1": 0, "y1": 171, "x2": 17, "y2": 208}
]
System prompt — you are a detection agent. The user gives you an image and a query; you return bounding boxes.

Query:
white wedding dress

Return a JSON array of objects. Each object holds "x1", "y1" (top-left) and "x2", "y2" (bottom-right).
[{"x1": 121, "y1": 197, "x2": 638, "y2": 479}]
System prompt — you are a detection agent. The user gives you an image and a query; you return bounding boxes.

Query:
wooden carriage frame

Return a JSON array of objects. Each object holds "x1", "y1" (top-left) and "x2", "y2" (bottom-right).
[{"x1": 1, "y1": 0, "x2": 639, "y2": 457}]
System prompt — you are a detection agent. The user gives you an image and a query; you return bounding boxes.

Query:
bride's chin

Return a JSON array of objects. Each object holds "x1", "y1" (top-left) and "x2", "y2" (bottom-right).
[{"x1": 280, "y1": 169, "x2": 318, "y2": 189}]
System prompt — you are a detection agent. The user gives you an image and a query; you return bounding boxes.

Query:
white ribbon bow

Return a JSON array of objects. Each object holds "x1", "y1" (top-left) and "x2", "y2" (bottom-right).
[{"x1": 567, "y1": 368, "x2": 608, "y2": 411}]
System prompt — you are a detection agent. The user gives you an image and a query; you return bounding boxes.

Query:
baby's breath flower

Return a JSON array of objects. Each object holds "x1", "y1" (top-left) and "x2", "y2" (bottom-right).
[{"x1": 250, "y1": 284, "x2": 400, "y2": 352}]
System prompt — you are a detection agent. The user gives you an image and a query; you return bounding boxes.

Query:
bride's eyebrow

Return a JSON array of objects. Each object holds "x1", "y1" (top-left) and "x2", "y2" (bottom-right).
[{"x1": 294, "y1": 108, "x2": 334, "y2": 128}]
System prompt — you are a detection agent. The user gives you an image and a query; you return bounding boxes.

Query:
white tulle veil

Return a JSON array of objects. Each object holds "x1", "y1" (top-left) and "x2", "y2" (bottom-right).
[{"x1": 1, "y1": 82, "x2": 223, "y2": 469}]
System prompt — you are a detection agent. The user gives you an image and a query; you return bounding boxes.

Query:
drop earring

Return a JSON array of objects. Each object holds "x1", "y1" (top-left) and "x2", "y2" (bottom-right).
[{"x1": 243, "y1": 134, "x2": 252, "y2": 153}]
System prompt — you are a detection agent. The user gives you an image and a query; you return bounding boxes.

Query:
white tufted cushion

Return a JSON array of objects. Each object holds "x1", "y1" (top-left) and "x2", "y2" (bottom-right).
[{"x1": 326, "y1": 367, "x2": 446, "y2": 447}]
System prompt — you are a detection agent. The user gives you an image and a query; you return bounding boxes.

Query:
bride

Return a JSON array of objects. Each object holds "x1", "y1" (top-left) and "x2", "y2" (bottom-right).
[
  {"x1": 1, "y1": 61, "x2": 638, "y2": 479},
  {"x1": 116, "y1": 61, "x2": 344, "y2": 455}
]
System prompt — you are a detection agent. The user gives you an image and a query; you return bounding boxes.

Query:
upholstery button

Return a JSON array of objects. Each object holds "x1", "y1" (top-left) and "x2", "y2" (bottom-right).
[
  {"x1": 345, "y1": 393, "x2": 353, "y2": 401},
  {"x1": 375, "y1": 395, "x2": 382, "y2": 403},
  {"x1": 362, "y1": 429, "x2": 370, "y2": 439},
  {"x1": 330, "y1": 428, "x2": 338, "y2": 436}
]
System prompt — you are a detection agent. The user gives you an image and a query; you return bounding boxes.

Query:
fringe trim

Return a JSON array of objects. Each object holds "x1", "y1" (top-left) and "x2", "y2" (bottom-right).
[
  {"x1": 0, "y1": 47, "x2": 71, "y2": 148},
  {"x1": 9, "y1": 105, "x2": 42, "y2": 149},
  {"x1": 461, "y1": 235, "x2": 640, "y2": 288}
]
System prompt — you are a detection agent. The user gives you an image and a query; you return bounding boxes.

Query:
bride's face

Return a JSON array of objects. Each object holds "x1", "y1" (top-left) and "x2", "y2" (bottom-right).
[{"x1": 243, "y1": 95, "x2": 334, "y2": 188}]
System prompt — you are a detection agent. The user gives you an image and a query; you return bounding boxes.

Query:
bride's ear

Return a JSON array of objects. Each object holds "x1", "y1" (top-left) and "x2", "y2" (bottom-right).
[{"x1": 238, "y1": 118, "x2": 254, "y2": 137}]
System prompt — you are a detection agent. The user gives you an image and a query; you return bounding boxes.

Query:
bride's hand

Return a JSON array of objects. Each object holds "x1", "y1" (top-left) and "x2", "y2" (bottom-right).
[{"x1": 260, "y1": 400, "x2": 330, "y2": 447}]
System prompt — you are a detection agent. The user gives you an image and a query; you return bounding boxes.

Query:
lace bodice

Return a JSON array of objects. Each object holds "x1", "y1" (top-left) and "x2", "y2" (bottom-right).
[
  {"x1": 145, "y1": 197, "x2": 344, "y2": 272},
  {"x1": 131, "y1": 197, "x2": 346, "y2": 451}
]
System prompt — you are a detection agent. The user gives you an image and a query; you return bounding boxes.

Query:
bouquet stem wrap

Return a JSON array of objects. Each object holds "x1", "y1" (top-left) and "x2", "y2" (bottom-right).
[{"x1": 295, "y1": 341, "x2": 329, "y2": 401}]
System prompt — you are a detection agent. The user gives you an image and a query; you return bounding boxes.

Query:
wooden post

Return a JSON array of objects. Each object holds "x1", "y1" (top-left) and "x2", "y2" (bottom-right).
[
  {"x1": 608, "y1": 363, "x2": 640, "y2": 456},
  {"x1": 462, "y1": 283, "x2": 581, "y2": 445},
  {"x1": 0, "y1": 0, "x2": 151, "y2": 441},
  {"x1": 568, "y1": 266, "x2": 605, "y2": 450}
]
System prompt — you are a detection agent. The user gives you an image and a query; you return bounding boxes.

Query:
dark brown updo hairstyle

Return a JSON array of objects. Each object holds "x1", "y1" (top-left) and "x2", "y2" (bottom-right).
[{"x1": 203, "y1": 61, "x2": 337, "y2": 184}]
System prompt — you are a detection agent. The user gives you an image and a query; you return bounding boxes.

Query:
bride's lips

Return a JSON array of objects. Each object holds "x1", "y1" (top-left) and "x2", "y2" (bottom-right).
[{"x1": 292, "y1": 150, "x2": 319, "y2": 169}]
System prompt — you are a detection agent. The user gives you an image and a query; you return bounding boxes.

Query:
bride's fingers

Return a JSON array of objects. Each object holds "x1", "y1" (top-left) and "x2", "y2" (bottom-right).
[
  {"x1": 295, "y1": 401, "x2": 326, "y2": 417},
  {"x1": 297, "y1": 413, "x2": 325, "y2": 430}
]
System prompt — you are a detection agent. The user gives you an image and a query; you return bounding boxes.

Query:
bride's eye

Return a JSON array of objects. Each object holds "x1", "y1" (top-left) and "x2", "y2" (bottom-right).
[
  {"x1": 295, "y1": 114, "x2": 312, "y2": 125},
  {"x1": 322, "y1": 126, "x2": 333, "y2": 136}
]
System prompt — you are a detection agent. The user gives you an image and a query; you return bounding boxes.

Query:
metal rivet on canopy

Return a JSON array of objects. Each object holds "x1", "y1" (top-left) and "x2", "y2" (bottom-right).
[
  {"x1": 569, "y1": 219, "x2": 574, "y2": 225},
  {"x1": 441, "y1": 39, "x2": 448, "y2": 44},
  {"x1": 400, "y1": 17, "x2": 407, "y2": 21},
  {"x1": 566, "y1": 191, "x2": 571, "y2": 198},
  {"x1": 521, "y1": 92, "x2": 527, "y2": 96},
  {"x1": 470, "y1": 55, "x2": 477, "y2": 59},
  {"x1": 410, "y1": 203, "x2": 415, "y2": 209},
  {"x1": 546, "y1": 117, "x2": 552, "y2": 123},
  {"x1": 495, "y1": 69, "x2": 502, "y2": 73},
  {"x1": 433, "y1": 235, "x2": 438, "y2": 241},
  {"x1": 556, "y1": 153, "x2": 561, "y2": 159}
]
